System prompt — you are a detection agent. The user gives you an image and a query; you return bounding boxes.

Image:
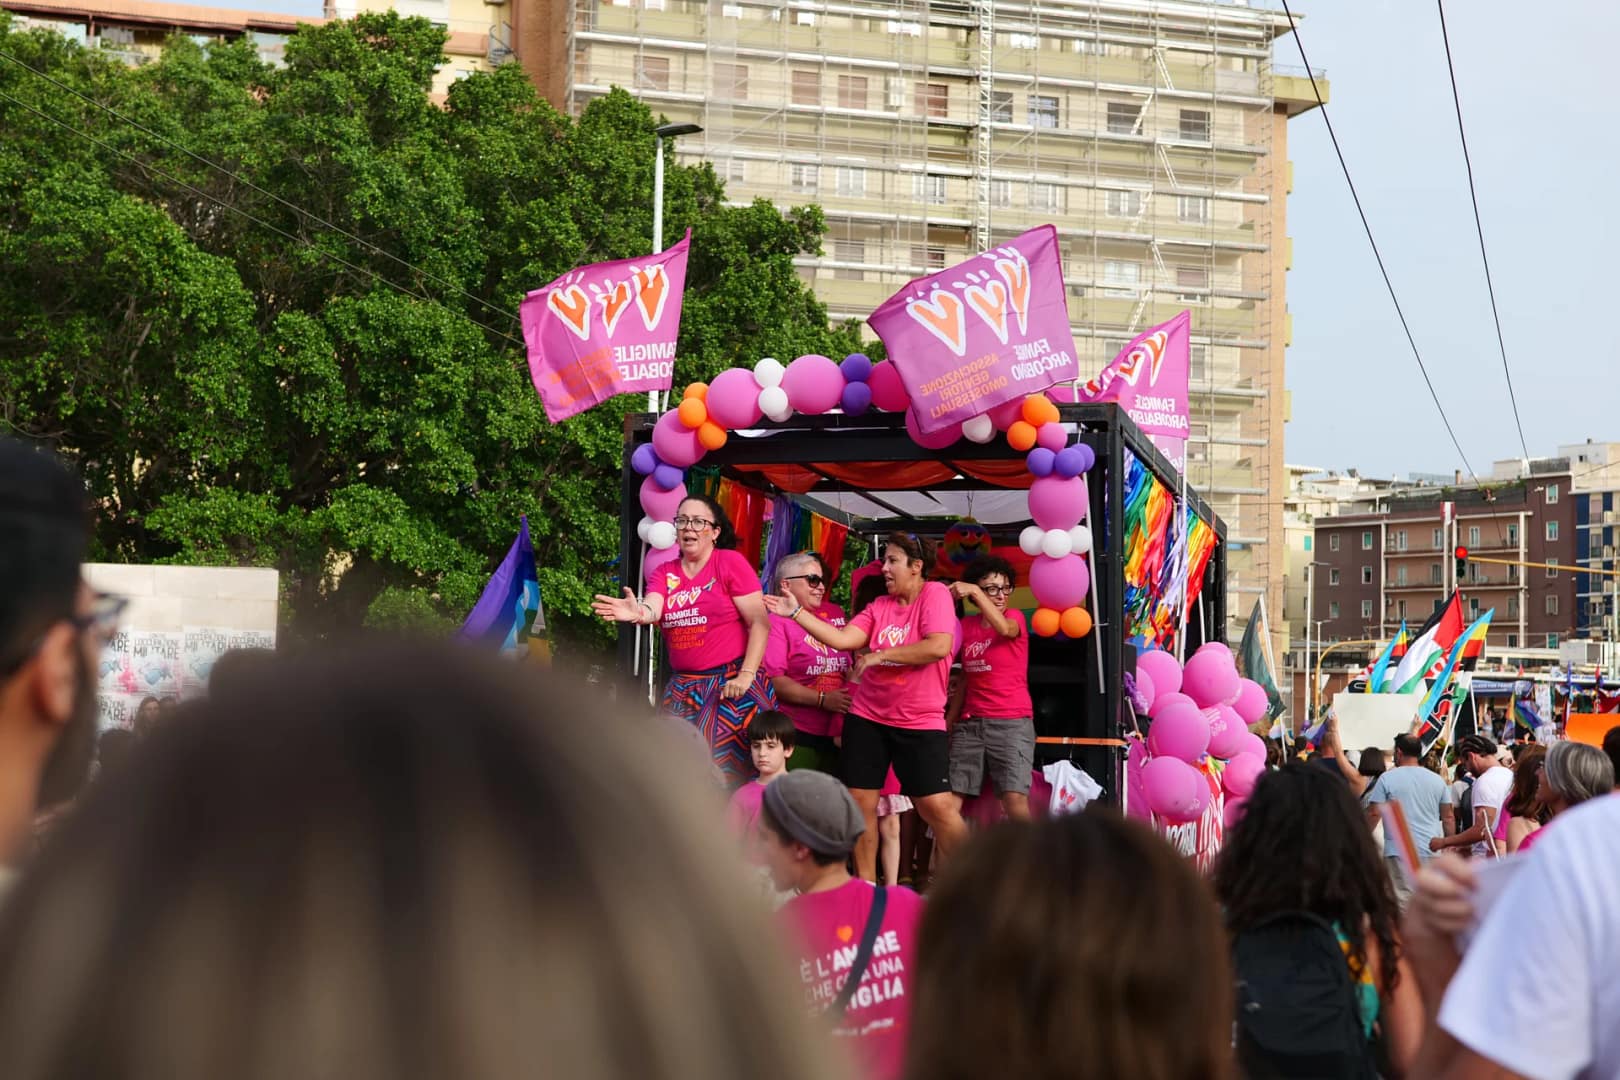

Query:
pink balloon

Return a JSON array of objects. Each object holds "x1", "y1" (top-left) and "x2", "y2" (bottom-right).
[
  {"x1": 780, "y1": 353, "x2": 844, "y2": 415},
  {"x1": 1143, "y1": 756, "x2": 1205, "y2": 823},
  {"x1": 706, "y1": 367, "x2": 764, "y2": 429},
  {"x1": 1233, "y1": 678, "x2": 1270, "y2": 726},
  {"x1": 1223, "y1": 796, "x2": 1248, "y2": 831},
  {"x1": 1221, "y1": 753, "x2": 1264, "y2": 799},
  {"x1": 1028, "y1": 553, "x2": 1090, "y2": 611},
  {"x1": 1136, "y1": 650, "x2": 1183, "y2": 699},
  {"x1": 1148, "y1": 701, "x2": 1211, "y2": 763},
  {"x1": 1149, "y1": 691, "x2": 1197, "y2": 720},
  {"x1": 1126, "y1": 739, "x2": 1151, "y2": 820},
  {"x1": 1035, "y1": 421, "x2": 1068, "y2": 453},
  {"x1": 868, "y1": 361, "x2": 911, "y2": 412},
  {"x1": 904, "y1": 408, "x2": 962, "y2": 449},
  {"x1": 1183, "y1": 649, "x2": 1241, "y2": 709},
  {"x1": 1196, "y1": 642, "x2": 1233, "y2": 657},
  {"x1": 988, "y1": 398, "x2": 1025, "y2": 431},
  {"x1": 1205, "y1": 704, "x2": 1248, "y2": 760},
  {"x1": 1238, "y1": 731, "x2": 1267, "y2": 762},
  {"x1": 651, "y1": 410, "x2": 705, "y2": 468},
  {"x1": 1027, "y1": 475, "x2": 1086, "y2": 530},
  {"x1": 1131, "y1": 668, "x2": 1157, "y2": 713},
  {"x1": 639, "y1": 476, "x2": 687, "y2": 522}
]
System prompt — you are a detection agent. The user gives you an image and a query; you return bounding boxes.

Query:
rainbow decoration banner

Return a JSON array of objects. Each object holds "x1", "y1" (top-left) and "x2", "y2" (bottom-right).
[
  {"x1": 688, "y1": 469, "x2": 769, "y2": 567},
  {"x1": 760, "y1": 496, "x2": 851, "y2": 590},
  {"x1": 1121, "y1": 451, "x2": 1217, "y2": 649}
]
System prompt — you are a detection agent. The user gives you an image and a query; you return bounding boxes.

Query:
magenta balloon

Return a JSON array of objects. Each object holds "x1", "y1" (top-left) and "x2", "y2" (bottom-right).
[
  {"x1": 904, "y1": 408, "x2": 961, "y2": 449},
  {"x1": 1196, "y1": 641, "x2": 1234, "y2": 657},
  {"x1": 1143, "y1": 756, "x2": 1206, "y2": 823},
  {"x1": 988, "y1": 397, "x2": 1025, "y2": 431},
  {"x1": 1223, "y1": 795, "x2": 1247, "y2": 831},
  {"x1": 1148, "y1": 701, "x2": 1211, "y2": 763},
  {"x1": 781, "y1": 353, "x2": 844, "y2": 415},
  {"x1": 1136, "y1": 650, "x2": 1183, "y2": 699},
  {"x1": 1233, "y1": 679, "x2": 1269, "y2": 726},
  {"x1": 1149, "y1": 692, "x2": 1198, "y2": 722},
  {"x1": 706, "y1": 367, "x2": 764, "y2": 429},
  {"x1": 1028, "y1": 553, "x2": 1090, "y2": 610},
  {"x1": 1028, "y1": 474, "x2": 1086, "y2": 530},
  {"x1": 639, "y1": 476, "x2": 687, "y2": 522},
  {"x1": 868, "y1": 361, "x2": 911, "y2": 412},
  {"x1": 1183, "y1": 649, "x2": 1241, "y2": 709},
  {"x1": 1221, "y1": 753, "x2": 1265, "y2": 799},
  {"x1": 1238, "y1": 731, "x2": 1267, "y2": 762},
  {"x1": 1206, "y1": 704, "x2": 1248, "y2": 760},
  {"x1": 1132, "y1": 668, "x2": 1157, "y2": 713},
  {"x1": 1035, "y1": 421, "x2": 1068, "y2": 453},
  {"x1": 651, "y1": 410, "x2": 705, "y2": 467}
]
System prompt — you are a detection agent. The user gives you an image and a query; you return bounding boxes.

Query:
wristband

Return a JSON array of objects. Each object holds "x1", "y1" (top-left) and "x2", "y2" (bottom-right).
[
  {"x1": 739, "y1": 668, "x2": 756, "y2": 677},
  {"x1": 789, "y1": 605, "x2": 805, "y2": 619},
  {"x1": 817, "y1": 690, "x2": 825, "y2": 708}
]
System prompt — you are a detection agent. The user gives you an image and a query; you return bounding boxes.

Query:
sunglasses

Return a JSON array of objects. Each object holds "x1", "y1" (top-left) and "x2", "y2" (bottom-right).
[{"x1": 784, "y1": 574, "x2": 826, "y2": 588}]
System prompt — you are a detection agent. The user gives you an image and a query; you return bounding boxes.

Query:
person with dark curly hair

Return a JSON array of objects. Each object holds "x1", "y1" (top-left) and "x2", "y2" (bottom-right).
[
  {"x1": 944, "y1": 555, "x2": 1033, "y2": 821},
  {"x1": 1215, "y1": 763, "x2": 1423, "y2": 1077}
]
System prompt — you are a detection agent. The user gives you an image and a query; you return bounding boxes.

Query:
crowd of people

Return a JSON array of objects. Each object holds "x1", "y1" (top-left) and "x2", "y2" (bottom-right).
[{"x1": 7, "y1": 434, "x2": 1620, "y2": 1080}]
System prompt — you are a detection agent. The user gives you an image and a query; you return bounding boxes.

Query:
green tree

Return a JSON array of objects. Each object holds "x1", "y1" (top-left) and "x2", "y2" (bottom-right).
[{"x1": 0, "y1": 12, "x2": 862, "y2": 652}]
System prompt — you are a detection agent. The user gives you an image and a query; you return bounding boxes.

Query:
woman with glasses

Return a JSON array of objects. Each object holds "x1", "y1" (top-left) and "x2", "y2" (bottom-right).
[
  {"x1": 594, "y1": 495, "x2": 773, "y2": 786},
  {"x1": 762, "y1": 551, "x2": 850, "y2": 776},
  {"x1": 944, "y1": 555, "x2": 1034, "y2": 822},
  {"x1": 763, "y1": 532, "x2": 968, "y2": 882},
  {"x1": 1518, "y1": 739, "x2": 1614, "y2": 853},
  {"x1": 1494, "y1": 743, "x2": 1546, "y2": 854}
]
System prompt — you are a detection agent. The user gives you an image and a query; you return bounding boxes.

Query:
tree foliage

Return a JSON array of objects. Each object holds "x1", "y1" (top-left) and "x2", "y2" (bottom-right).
[{"x1": 0, "y1": 13, "x2": 862, "y2": 652}]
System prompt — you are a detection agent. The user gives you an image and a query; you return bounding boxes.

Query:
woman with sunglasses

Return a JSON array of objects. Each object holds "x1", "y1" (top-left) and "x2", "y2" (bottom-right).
[
  {"x1": 762, "y1": 552, "x2": 850, "y2": 776},
  {"x1": 764, "y1": 532, "x2": 968, "y2": 882},
  {"x1": 945, "y1": 555, "x2": 1034, "y2": 822},
  {"x1": 594, "y1": 495, "x2": 773, "y2": 786},
  {"x1": 1517, "y1": 739, "x2": 1614, "y2": 853}
]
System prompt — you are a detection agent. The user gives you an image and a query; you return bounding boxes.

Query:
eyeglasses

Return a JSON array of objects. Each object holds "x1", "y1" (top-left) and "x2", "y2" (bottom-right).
[
  {"x1": 673, "y1": 516, "x2": 716, "y2": 530},
  {"x1": 980, "y1": 584, "x2": 1011, "y2": 597},
  {"x1": 1, "y1": 591, "x2": 127, "y2": 677},
  {"x1": 785, "y1": 574, "x2": 826, "y2": 588}
]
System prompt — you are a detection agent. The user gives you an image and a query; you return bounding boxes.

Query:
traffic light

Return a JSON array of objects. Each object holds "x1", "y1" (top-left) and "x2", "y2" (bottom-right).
[{"x1": 1454, "y1": 545, "x2": 1469, "y2": 581}]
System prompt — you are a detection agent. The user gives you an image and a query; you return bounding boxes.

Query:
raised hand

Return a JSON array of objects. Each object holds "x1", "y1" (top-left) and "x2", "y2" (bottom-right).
[{"x1": 592, "y1": 588, "x2": 641, "y2": 623}]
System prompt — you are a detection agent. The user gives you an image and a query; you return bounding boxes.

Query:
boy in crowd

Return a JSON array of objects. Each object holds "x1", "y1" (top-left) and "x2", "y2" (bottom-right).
[{"x1": 728, "y1": 710, "x2": 795, "y2": 837}]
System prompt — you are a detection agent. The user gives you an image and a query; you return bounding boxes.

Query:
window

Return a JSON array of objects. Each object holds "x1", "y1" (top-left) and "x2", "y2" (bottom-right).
[
  {"x1": 1361, "y1": 566, "x2": 1373, "y2": 585},
  {"x1": 1547, "y1": 484, "x2": 1560, "y2": 504},
  {"x1": 1547, "y1": 557, "x2": 1559, "y2": 578},
  {"x1": 837, "y1": 74, "x2": 868, "y2": 109},
  {"x1": 885, "y1": 19, "x2": 921, "y2": 36},
  {"x1": 1468, "y1": 525, "x2": 1480, "y2": 546},
  {"x1": 1177, "y1": 195, "x2": 1209, "y2": 224},
  {"x1": 914, "y1": 173, "x2": 947, "y2": 205},
  {"x1": 1028, "y1": 94, "x2": 1059, "y2": 129},
  {"x1": 1106, "y1": 100, "x2": 1138, "y2": 134},
  {"x1": 1362, "y1": 531, "x2": 1374, "y2": 550},
  {"x1": 1305, "y1": 536, "x2": 1313, "y2": 552},
  {"x1": 1105, "y1": 189, "x2": 1143, "y2": 217},
  {"x1": 1393, "y1": 529, "x2": 1408, "y2": 551},
  {"x1": 1469, "y1": 597, "x2": 1481, "y2": 618},
  {"x1": 1179, "y1": 108, "x2": 1210, "y2": 141},
  {"x1": 884, "y1": 75, "x2": 906, "y2": 109},
  {"x1": 1330, "y1": 601, "x2": 1341, "y2": 619},
  {"x1": 1361, "y1": 599, "x2": 1374, "y2": 620},
  {"x1": 1508, "y1": 595, "x2": 1519, "y2": 617},
  {"x1": 721, "y1": 3, "x2": 742, "y2": 16},
  {"x1": 833, "y1": 239, "x2": 863, "y2": 280},
  {"x1": 1397, "y1": 600, "x2": 1407, "y2": 619},
  {"x1": 1432, "y1": 528, "x2": 1443, "y2": 548},
  {"x1": 990, "y1": 179, "x2": 1011, "y2": 208},
  {"x1": 1029, "y1": 182, "x2": 1064, "y2": 212},
  {"x1": 1547, "y1": 520, "x2": 1560, "y2": 541},
  {"x1": 1330, "y1": 534, "x2": 1341, "y2": 552},
  {"x1": 988, "y1": 91, "x2": 1012, "y2": 122},
  {"x1": 791, "y1": 68, "x2": 820, "y2": 106},
  {"x1": 1546, "y1": 594, "x2": 1559, "y2": 616},
  {"x1": 910, "y1": 245, "x2": 946, "y2": 272},
  {"x1": 917, "y1": 82, "x2": 947, "y2": 118},
  {"x1": 1176, "y1": 266, "x2": 1208, "y2": 301},
  {"x1": 1506, "y1": 634, "x2": 1518, "y2": 648},
  {"x1": 1007, "y1": 31, "x2": 1038, "y2": 49},
  {"x1": 793, "y1": 9, "x2": 814, "y2": 24},
  {"x1": 715, "y1": 62, "x2": 748, "y2": 99},
  {"x1": 1396, "y1": 564, "x2": 1407, "y2": 586},
  {"x1": 1546, "y1": 633, "x2": 1559, "y2": 648},
  {"x1": 1329, "y1": 568, "x2": 1341, "y2": 586},
  {"x1": 1507, "y1": 523, "x2": 1519, "y2": 544},
  {"x1": 789, "y1": 162, "x2": 818, "y2": 194},
  {"x1": 722, "y1": 158, "x2": 746, "y2": 184},
  {"x1": 1430, "y1": 563, "x2": 1442, "y2": 584},
  {"x1": 1189, "y1": 344, "x2": 1208, "y2": 384},
  {"x1": 1101, "y1": 259, "x2": 1139, "y2": 297},
  {"x1": 636, "y1": 55, "x2": 671, "y2": 90},
  {"x1": 834, "y1": 166, "x2": 866, "y2": 198}
]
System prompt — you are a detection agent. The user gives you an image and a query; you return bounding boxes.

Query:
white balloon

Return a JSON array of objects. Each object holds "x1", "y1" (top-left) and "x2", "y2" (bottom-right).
[
  {"x1": 647, "y1": 521, "x2": 678, "y2": 550},
  {"x1": 1019, "y1": 525, "x2": 1045, "y2": 557},
  {"x1": 1068, "y1": 524, "x2": 1093, "y2": 555},
  {"x1": 1040, "y1": 528, "x2": 1073, "y2": 559},
  {"x1": 961, "y1": 414, "x2": 995, "y2": 444},
  {"x1": 758, "y1": 385, "x2": 792, "y2": 421},
  {"x1": 636, "y1": 516, "x2": 654, "y2": 542},
  {"x1": 754, "y1": 357, "x2": 786, "y2": 388}
]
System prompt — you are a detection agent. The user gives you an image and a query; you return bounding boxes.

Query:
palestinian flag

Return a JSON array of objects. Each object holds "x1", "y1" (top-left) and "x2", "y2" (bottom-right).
[
  {"x1": 1414, "y1": 609, "x2": 1492, "y2": 739},
  {"x1": 1388, "y1": 592, "x2": 1464, "y2": 695}
]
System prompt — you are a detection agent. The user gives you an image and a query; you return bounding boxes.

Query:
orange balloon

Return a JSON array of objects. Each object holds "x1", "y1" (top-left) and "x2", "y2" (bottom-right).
[
  {"x1": 677, "y1": 397, "x2": 707, "y2": 429},
  {"x1": 1021, "y1": 394, "x2": 1060, "y2": 428},
  {"x1": 1060, "y1": 606, "x2": 1093, "y2": 638},
  {"x1": 684, "y1": 382, "x2": 708, "y2": 401},
  {"x1": 698, "y1": 421, "x2": 728, "y2": 451},
  {"x1": 1031, "y1": 607, "x2": 1061, "y2": 637},
  {"x1": 1007, "y1": 421, "x2": 1038, "y2": 452}
]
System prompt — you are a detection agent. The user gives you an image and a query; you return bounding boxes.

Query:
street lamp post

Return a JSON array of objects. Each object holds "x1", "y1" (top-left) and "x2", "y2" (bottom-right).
[{"x1": 649, "y1": 122, "x2": 703, "y2": 413}]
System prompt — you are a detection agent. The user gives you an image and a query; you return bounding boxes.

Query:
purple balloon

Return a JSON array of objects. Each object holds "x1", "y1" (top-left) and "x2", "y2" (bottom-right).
[
  {"x1": 630, "y1": 443, "x2": 660, "y2": 476},
  {"x1": 840, "y1": 381, "x2": 873, "y2": 415},
  {"x1": 839, "y1": 352, "x2": 873, "y2": 382},
  {"x1": 1149, "y1": 691, "x2": 1198, "y2": 720},
  {"x1": 639, "y1": 476, "x2": 687, "y2": 522},
  {"x1": 1071, "y1": 443, "x2": 1096, "y2": 473},
  {"x1": 1131, "y1": 668, "x2": 1157, "y2": 714},
  {"x1": 1026, "y1": 447, "x2": 1057, "y2": 477},
  {"x1": 1028, "y1": 475, "x2": 1086, "y2": 530},
  {"x1": 1136, "y1": 649, "x2": 1183, "y2": 699},
  {"x1": 706, "y1": 367, "x2": 764, "y2": 429},
  {"x1": 652, "y1": 463, "x2": 684, "y2": 492},
  {"x1": 1183, "y1": 649, "x2": 1241, "y2": 709},
  {"x1": 1143, "y1": 756, "x2": 1206, "y2": 823},
  {"x1": 1035, "y1": 421, "x2": 1068, "y2": 453},
  {"x1": 1053, "y1": 445, "x2": 1088, "y2": 478},
  {"x1": 781, "y1": 353, "x2": 844, "y2": 415},
  {"x1": 1028, "y1": 553, "x2": 1090, "y2": 610},
  {"x1": 1232, "y1": 679, "x2": 1270, "y2": 726},
  {"x1": 1206, "y1": 704, "x2": 1248, "y2": 760},
  {"x1": 1148, "y1": 701, "x2": 1211, "y2": 763},
  {"x1": 1221, "y1": 753, "x2": 1265, "y2": 799},
  {"x1": 652, "y1": 409, "x2": 706, "y2": 467}
]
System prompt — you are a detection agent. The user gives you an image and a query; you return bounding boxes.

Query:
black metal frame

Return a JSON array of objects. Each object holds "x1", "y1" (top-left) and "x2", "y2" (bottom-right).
[{"x1": 616, "y1": 402, "x2": 1227, "y2": 803}]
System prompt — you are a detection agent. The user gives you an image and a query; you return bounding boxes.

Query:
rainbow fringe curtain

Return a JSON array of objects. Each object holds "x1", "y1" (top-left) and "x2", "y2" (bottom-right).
[
  {"x1": 760, "y1": 496, "x2": 850, "y2": 591},
  {"x1": 1121, "y1": 451, "x2": 1217, "y2": 649},
  {"x1": 688, "y1": 469, "x2": 769, "y2": 567}
]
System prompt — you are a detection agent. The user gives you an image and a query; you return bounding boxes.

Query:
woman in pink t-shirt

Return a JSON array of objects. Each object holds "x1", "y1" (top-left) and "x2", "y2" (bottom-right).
[
  {"x1": 762, "y1": 551, "x2": 851, "y2": 776},
  {"x1": 593, "y1": 495, "x2": 774, "y2": 785},
  {"x1": 763, "y1": 532, "x2": 968, "y2": 882},
  {"x1": 945, "y1": 555, "x2": 1034, "y2": 822}
]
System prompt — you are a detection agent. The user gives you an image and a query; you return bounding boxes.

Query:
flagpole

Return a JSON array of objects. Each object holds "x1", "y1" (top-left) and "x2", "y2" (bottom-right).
[
  {"x1": 1257, "y1": 593, "x2": 1290, "y2": 756},
  {"x1": 1176, "y1": 467, "x2": 1191, "y2": 664}
]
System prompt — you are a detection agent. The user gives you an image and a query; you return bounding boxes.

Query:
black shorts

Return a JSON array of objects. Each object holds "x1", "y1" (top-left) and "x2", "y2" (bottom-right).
[{"x1": 841, "y1": 713, "x2": 951, "y2": 798}]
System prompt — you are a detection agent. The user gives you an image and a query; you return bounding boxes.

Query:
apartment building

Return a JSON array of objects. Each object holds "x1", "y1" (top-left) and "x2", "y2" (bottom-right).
[{"x1": 1564, "y1": 439, "x2": 1620, "y2": 642}]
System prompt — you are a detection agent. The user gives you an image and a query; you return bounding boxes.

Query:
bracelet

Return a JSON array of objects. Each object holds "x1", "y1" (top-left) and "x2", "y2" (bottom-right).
[
  {"x1": 789, "y1": 605, "x2": 805, "y2": 619},
  {"x1": 739, "y1": 668, "x2": 756, "y2": 677},
  {"x1": 637, "y1": 600, "x2": 654, "y2": 624},
  {"x1": 817, "y1": 690, "x2": 825, "y2": 708}
]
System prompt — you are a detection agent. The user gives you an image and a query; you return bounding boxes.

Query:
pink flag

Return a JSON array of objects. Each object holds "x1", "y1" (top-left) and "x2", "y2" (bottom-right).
[
  {"x1": 519, "y1": 233, "x2": 690, "y2": 423},
  {"x1": 1063, "y1": 310, "x2": 1191, "y2": 471},
  {"x1": 869, "y1": 225, "x2": 1080, "y2": 435}
]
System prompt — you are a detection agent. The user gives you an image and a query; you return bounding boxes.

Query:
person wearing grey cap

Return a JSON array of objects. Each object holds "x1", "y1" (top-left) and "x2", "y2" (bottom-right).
[{"x1": 757, "y1": 771, "x2": 924, "y2": 1080}]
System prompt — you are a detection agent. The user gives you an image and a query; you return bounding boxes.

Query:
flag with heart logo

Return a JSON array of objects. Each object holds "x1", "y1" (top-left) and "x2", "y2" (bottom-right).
[
  {"x1": 1064, "y1": 310, "x2": 1191, "y2": 471},
  {"x1": 519, "y1": 232, "x2": 690, "y2": 423},
  {"x1": 868, "y1": 225, "x2": 1079, "y2": 435}
]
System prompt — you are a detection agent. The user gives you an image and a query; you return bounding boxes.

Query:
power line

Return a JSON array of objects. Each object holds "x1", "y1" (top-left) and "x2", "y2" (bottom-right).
[
  {"x1": 0, "y1": 85, "x2": 529, "y2": 352},
  {"x1": 1434, "y1": 0, "x2": 1530, "y2": 464}
]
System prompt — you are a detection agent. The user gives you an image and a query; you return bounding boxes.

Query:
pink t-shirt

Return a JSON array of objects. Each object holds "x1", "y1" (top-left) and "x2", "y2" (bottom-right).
[
  {"x1": 648, "y1": 548, "x2": 761, "y2": 673},
  {"x1": 848, "y1": 581, "x2": 957, "y2": 731},
  {"x1": 727, "y1": 779, "x2": 767, "y2": 840},
  {"x1": 958, "y1": 609, "x2": 1032, "y2": 719},
  {"x1": 781, "y1": 879, "x2": 924, "y2": 1080},
  {"x1": 763, "y1": 604, "x2": 850, "y2": 739}
]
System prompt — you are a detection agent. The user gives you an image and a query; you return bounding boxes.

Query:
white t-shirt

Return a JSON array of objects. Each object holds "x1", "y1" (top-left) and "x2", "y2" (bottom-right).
[
  {"x1": 1439, "y1": 797, "x2": 1620, "y2": 1080},
  {"x1": 1468, "y1": 765, "x2": 1513, "y2": 856}
]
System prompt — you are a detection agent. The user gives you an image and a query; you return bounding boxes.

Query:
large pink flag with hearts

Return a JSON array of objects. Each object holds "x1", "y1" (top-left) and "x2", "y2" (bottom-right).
[
  {"x1": 520, "y1": 232, "x2": 689, "y2": 423},
  {"x1": 869, "y1": 225, "x2": 1079, "y2": 435},
  {"x1": 1063, "y1": 310, "x2": 1192, "y2": 471}
]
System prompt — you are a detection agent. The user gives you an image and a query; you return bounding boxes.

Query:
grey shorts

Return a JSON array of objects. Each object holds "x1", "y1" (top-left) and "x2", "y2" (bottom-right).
[{"x1": 948, "y1": 717, "x2": 1036, "y2": 796}]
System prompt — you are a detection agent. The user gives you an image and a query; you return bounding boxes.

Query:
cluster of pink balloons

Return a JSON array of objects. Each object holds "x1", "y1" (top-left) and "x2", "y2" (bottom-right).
[{"x1": 1127, "y1": 644, "x2": 1271, "y2": 826}]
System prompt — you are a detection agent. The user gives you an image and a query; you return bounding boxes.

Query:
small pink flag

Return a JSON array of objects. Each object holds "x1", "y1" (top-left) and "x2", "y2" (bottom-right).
[{"x1": 1061, "y1": 310, "x2": 1192, "y2": 471}]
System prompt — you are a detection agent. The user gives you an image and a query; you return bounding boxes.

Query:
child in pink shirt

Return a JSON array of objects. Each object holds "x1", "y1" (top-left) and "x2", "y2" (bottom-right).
[{"x1": 728, "y1": 711, "x2": 797, "y2": 839}]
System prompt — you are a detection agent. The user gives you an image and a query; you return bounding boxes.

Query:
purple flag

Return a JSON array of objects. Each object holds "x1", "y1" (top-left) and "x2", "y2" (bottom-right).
[
  {"x1": 461, "y1": 517, "x2": 544, "y2": 653},
  {"x1": 869, "y1": 225, "x2": 1080, "y2": 435},
  {"x1": 519, "y1": 233, "x2": 690, "y2": 423},
  {"x1": 1065, "y1": 310, "x2": 1192, "y2": 471}
]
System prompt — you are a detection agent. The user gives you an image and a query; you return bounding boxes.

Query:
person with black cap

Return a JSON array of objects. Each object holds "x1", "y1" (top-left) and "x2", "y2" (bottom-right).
[{"x1": 757, "y1": 771, "x2": 924, "y2": 1080}]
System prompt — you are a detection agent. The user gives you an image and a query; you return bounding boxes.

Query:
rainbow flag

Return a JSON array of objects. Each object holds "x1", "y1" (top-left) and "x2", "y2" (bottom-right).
[
  {"x1": 1414, "y1": 609, "x2": 1492, "y2": 733},
  {"x1": 1364, "y1": 621, "x2": 1407, "y2": 692}
]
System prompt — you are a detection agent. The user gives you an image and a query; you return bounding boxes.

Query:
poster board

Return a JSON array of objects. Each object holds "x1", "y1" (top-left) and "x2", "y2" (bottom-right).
[
  {"x1": 1566, "y1": 713, "x2": 1618, "y2": 748},
  {"x1": 1330, "y1": 690, "x2": 1426, "y2": 753}
]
